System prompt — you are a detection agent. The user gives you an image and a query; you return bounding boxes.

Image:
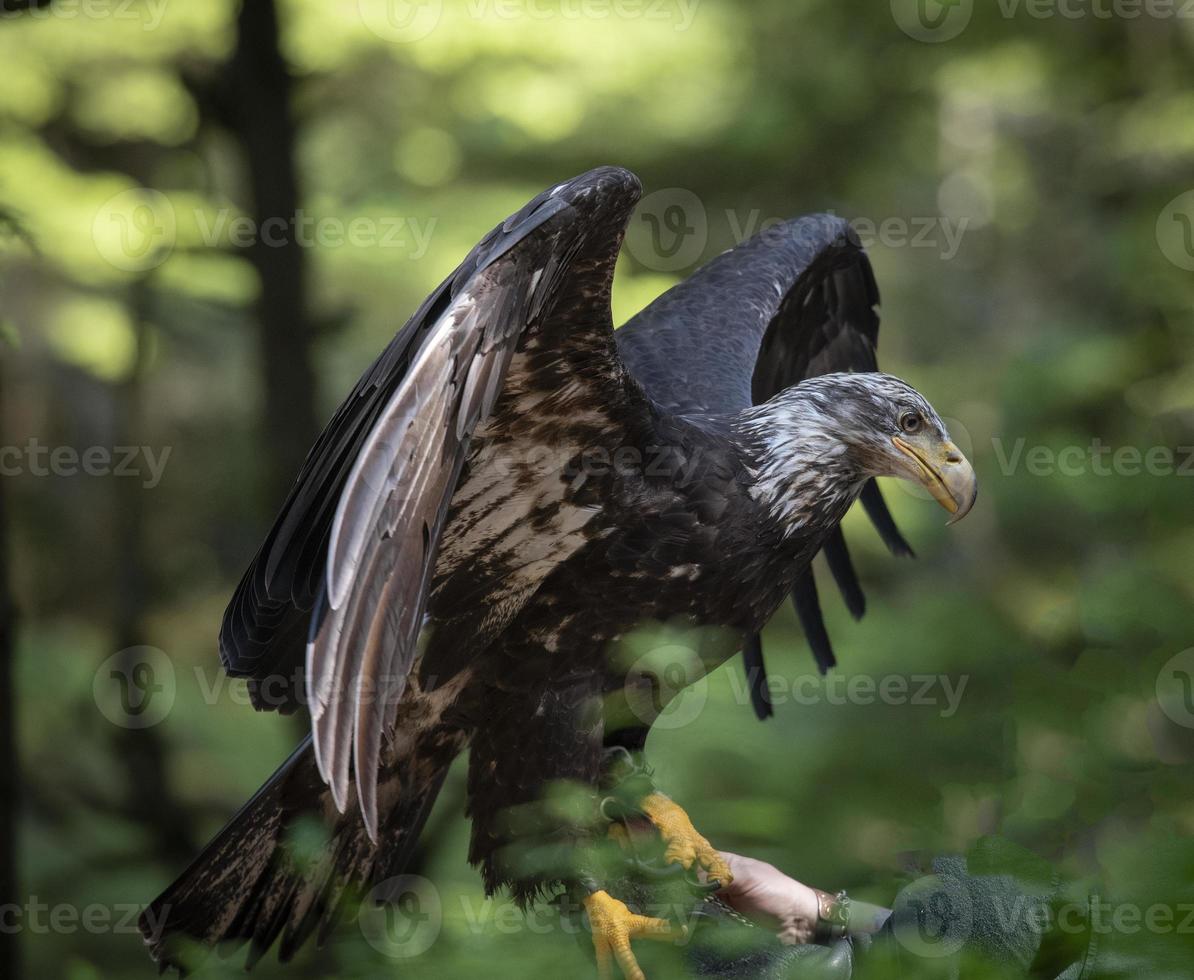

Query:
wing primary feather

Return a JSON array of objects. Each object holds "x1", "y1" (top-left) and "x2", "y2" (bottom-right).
[
  {"x1": 325, "y1": 331, "x2": 451, "y2": 610},
  {"x1": 791, "y1": 572, "x2": 836, "y2": 674},
  {"x1": 822, "y1": 527, "x2": 866, "y2": 620},
  {"x1": 353, "y1": 453, "x2": 467, "y2": 841},
  {"x1": 860, "y1": 479, "x2": 915, "y2": 558},
  {"x1": 333, "y1": 379, "x2": 458, "y2": 820},
  {"x1": 741, "y1": 632, "x2": 772, "y2": 720}
]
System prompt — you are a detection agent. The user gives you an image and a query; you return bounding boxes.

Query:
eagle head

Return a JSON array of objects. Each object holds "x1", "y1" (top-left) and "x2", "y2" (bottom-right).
[{"x1": 743, "y1": 372, "x2": 978, "y2": 529}]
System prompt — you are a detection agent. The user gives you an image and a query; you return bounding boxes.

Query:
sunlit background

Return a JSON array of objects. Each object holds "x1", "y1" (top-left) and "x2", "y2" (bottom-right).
[{"x1": 3, "y1": 0, "x2": 1194, "y2": 976}]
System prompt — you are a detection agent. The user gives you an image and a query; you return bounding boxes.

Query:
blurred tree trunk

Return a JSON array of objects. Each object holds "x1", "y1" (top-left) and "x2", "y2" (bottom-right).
[
  {"x1": 0, "y1": 365, "x2": 20, "y2": 980},
  {"x1": 226, "y1": 0, "x2": 320, "y2": 748},
  {"x1": 111, "y1": 280, "x2": 197, "y2": 865},
  {"x1": 229, "y1": 0, "x2": 319, "y2": 509},
  {"x1": 0, "y1": 14, "x2": 42, "y2": 980}
]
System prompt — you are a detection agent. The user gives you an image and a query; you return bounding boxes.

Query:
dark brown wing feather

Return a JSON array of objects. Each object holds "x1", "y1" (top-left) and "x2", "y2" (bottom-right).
[
  {"x1": 218, "y1": 210, "x2": 562, "y2": 703},
  {"x1": 221, "y1": 171, "x2": 639, "y2": 711},
  {"x1": 616, "y1": 214, "x2": 877, "y2": 415},
  {"x1": 219, "y1": 167, "x2": 642, "y2": 837}
]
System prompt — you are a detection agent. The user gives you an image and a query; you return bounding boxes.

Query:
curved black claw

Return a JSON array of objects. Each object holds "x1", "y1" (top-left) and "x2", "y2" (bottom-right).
[
  {"x1": 628, "y1": 855, "x2": 723, "y2": 893},
  {"x1": 629, "y1": 856, "x2": 689, "y2": 881}
]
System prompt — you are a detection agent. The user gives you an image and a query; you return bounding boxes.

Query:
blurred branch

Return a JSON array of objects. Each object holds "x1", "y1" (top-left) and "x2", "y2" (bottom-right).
[{"x1": 0, "y1": 208, "x2": 37, "y2": 257}]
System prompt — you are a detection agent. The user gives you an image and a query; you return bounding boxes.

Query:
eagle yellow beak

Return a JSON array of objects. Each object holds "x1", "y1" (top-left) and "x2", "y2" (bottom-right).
[{"x1": 892, "y1": 435, "x2": 977, "y2": 525}]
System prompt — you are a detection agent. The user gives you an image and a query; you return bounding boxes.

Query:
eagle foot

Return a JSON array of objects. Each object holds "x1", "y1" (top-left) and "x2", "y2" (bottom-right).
[
  {"x1": 583, "y1": 889, "x2": 685, "y2": 980},
  {"x1": 605, "y1": 823, "x2": 715, "y2": 890},
  {"x1": 639, "y1": 793, "x2": 733, "y2": 887}
]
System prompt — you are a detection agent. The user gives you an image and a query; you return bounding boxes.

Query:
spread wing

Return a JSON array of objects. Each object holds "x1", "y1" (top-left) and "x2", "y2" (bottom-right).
[
  {"x1": 219, "y1": 167, "x2": 643, "y2": 834},
  {"x1": 616, "y1": 214, "x2": 913, "y2": 716}
]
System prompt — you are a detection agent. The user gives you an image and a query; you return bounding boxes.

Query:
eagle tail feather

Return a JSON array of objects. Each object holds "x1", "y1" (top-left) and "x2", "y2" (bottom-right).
[{"x1": 139, "y1": 735, "x2": 452, "y2": 972}]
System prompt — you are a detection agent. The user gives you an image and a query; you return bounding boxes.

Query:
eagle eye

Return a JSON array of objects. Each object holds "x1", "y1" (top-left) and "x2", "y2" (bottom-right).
[{"x1": 899, "y1": 411, "x2": 922, "y2": 435}]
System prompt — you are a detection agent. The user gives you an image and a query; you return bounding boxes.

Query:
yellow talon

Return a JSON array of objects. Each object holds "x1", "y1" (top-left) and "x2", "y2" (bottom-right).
[
  {"x1": 584, "y1": 889, "x2": 685, "y2": 980},
  {"x1": 639, "y1": 793, "x2": 733, "y2": 885}
]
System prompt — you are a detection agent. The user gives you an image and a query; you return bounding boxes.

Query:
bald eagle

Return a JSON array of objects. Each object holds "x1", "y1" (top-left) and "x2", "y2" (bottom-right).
[{"x1": 141, "y1": 167, "x2": 975, "y2": 974}]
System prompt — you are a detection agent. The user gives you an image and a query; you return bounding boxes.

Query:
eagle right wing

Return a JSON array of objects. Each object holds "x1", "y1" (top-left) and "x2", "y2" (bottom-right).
[{"x1": 616, "y1": 215, "x2": 913, "y2": 715}]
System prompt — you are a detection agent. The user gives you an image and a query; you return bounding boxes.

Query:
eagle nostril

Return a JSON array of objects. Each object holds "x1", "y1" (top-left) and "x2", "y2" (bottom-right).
[{"x1": 945, "y1": 451, "x2": 963, "y2": 464}]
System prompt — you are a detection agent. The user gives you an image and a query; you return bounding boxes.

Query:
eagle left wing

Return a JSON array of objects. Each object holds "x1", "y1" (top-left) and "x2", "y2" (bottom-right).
[
  {"x1": 616, "y1": 215, "x2": 913, "y2": 717},
  {"x1": 310, "y1": 168, "x2": 647, "y2": 836},
  {"x1": 221, "y1": 167, "x2": 643, "y2": 838}
]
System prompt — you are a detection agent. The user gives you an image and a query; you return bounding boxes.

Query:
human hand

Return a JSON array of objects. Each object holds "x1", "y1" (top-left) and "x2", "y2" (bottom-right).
[{"x1": 714, "y1": 851, "x2": 822, "y2": 945}]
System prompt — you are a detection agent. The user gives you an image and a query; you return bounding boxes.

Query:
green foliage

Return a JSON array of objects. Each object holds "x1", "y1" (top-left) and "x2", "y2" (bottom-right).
[{"x1": 6, "y1": 1, "x2": 1194, "y2": 977}]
